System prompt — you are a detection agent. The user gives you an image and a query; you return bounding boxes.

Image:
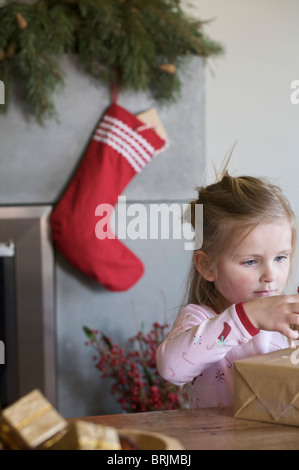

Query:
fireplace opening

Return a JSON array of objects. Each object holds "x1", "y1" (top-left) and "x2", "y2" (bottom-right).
[
  {"x1": 0, "y1": 206, "x2": 55, "y2": 407},
  {"x1": 0, "y1": 242, "x2": 18, "y2": 408}
]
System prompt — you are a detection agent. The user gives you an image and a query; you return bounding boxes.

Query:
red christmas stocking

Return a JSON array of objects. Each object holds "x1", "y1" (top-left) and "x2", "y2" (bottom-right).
[{"x1": 50, "y1": 102, "x2": 167, "y2": 291}]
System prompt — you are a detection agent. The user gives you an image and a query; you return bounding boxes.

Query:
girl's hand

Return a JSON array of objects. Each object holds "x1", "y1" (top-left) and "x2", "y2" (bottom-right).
[{"x1": 243, "y1": 295, "x2": 299, "y2": 339}]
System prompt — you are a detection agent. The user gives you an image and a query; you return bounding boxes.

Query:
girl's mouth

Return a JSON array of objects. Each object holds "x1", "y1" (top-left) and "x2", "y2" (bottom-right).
[{"x1": 254, "y1": 290, "x2": 276, "y2": 297}]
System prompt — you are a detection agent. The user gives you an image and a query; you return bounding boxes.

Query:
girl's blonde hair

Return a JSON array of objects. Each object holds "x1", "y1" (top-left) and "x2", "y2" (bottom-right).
[{"x1": 185, "y1": 171, "x2": 297, "y2": 311}]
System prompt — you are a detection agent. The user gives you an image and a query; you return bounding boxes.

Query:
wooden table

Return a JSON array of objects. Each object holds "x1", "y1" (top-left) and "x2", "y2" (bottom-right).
[{"x1": 80, "y1": 407, "x2": 299, "y2": 450}]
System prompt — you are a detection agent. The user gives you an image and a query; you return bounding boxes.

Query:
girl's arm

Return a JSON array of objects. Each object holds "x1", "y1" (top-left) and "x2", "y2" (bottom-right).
[{"x1": 156, "y1": 302, "x2": 259, "y2": 387}]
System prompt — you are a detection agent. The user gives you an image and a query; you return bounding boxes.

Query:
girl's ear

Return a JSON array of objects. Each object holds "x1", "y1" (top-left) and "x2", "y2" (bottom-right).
[{"x1": 193, "y1": 251, "x2": 216, "y2": 282}]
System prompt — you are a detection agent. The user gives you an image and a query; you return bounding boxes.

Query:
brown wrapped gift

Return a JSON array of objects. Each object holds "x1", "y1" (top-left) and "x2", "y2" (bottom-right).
[
  {"x1": 0, "y1": 389, "x2": 67, "y2": 449},
  {"x1": 50, "y1": 420, "x2": 121, "y2": 450},
  {"x1": 234, "y1": 347, "x2": 299, "y2": 426}
]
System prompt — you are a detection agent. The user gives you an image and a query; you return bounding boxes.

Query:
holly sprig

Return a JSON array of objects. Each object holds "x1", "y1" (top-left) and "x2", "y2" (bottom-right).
[{"x1": 83, "y1": 322, "x2": 188, "y2": 412}]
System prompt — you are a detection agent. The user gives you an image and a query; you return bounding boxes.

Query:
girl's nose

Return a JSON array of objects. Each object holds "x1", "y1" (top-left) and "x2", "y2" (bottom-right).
[{"x1": 260, "y1": 264, "x2": 275, "y2": 283}]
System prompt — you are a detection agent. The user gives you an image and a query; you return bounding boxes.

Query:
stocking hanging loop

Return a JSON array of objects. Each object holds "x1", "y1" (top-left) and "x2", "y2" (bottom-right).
[{"x1": 110, "y1": 78, "x2": 121, "y2": 104}]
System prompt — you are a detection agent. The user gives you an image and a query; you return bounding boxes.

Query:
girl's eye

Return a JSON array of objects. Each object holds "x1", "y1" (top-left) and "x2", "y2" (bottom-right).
[
  {"x1": 275, "y1": 255, "x2": 287, "y2": 262},
  {"x1": 242, "y1": 260, "x2": 256, "y2": 266}
]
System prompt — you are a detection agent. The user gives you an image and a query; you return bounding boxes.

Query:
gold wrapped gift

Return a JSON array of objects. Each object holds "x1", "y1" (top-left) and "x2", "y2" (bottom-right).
[
  {"x1": 0, "y1": 389, "x2": 67, "y2": 449},
  {"x1": 0, "y1": 389, "x2": 185, "y2": 450},
  {"x1": 234, "y1": 347, "x2": 299, "y2": 426},
  {"x1": 50, "y1": 420, "x2": 121, "y2": 450}
]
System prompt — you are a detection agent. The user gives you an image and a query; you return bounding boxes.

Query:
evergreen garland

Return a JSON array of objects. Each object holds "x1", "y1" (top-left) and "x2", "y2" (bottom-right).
[{"x1": 0, "y1": 0, "x2": 224, "y2": 121}]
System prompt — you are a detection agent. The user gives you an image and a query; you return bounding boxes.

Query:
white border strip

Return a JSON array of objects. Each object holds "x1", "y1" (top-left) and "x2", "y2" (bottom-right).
[
  {"x1": 97, "y1": 122, "x2": 151, "y2": 163},
  {"x1": 104, "y1": 115, "x2": 155, "y2": 155},
  {"x1": 93, "y1": 135, "x2": 142, "y2": 173}
]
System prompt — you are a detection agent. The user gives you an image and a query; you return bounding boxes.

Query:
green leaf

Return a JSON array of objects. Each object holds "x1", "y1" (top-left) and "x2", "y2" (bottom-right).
[
  {"x1": 83, "y1": 326, "x2": 97, "y2": 342},
  {"x1": 102, "y1": 333, "x2": 113, "y2": 350},
  {"x1": 141, "y1": 362, "x2": 154, "y2": 386}
]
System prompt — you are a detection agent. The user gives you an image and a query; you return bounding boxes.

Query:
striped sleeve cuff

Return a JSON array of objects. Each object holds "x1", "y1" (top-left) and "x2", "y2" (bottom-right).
[{"x1": 235, "y1": 302, "x2": 260, "y2": 337}]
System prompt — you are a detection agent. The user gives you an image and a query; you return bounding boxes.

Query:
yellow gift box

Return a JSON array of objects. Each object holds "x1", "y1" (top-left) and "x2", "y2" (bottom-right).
[
  {"x1": 50, "y1": 420, "x2": 121, "y2": 450},
  {"x1": 234, "y1": 347, "x2": 299, "y2": 426},
  {"x1": 0, "y1": 389, "x2": 67, "y2": 449},
  {"x1": 0, "y1": 389, "x2": 185, "y2": 450}
]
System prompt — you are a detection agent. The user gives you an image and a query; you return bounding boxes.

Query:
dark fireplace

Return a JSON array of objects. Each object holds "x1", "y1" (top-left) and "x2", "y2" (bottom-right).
[
  {"x1": 0, "y1": 242, "x2": 17, "y2": 407},
  {"x1": 0, "y1": 206, "x2": 56, "y2": 408}
]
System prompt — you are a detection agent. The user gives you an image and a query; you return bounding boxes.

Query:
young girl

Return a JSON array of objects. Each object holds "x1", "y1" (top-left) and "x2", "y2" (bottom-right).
[{"x1": 156, "y1": 171, "x2": 299, "y2": 408}]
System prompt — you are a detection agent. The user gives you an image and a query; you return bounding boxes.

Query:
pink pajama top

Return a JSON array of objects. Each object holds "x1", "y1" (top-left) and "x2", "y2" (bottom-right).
[{"x1": 156, "y1": 302, "x2": 290, "y2": 408}]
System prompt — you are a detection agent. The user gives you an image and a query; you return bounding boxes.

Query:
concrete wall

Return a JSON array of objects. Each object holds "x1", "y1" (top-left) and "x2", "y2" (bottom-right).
[{"x1": 0, "y1": 56, "x2": 205, "y2": 416}]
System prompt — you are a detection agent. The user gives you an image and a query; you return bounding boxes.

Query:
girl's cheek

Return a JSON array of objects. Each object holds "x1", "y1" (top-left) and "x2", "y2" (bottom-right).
[
  {"x1": 215, "y1": 274, "x2": 250, "y2": 301},
  {"x1": 225, "y1": 276, "x2": 253, "y2": 300}
]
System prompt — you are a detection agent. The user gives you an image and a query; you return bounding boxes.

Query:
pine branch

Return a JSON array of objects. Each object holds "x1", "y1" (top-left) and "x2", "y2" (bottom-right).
[{"x1": 0, "y1": 0, "x2": 224, "y2": 121}]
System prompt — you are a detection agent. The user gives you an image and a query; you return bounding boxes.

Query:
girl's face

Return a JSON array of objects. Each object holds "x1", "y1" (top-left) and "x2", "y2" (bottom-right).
[{"x1": 213, "y1": 221, "x2": 293, "y2": 306}]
